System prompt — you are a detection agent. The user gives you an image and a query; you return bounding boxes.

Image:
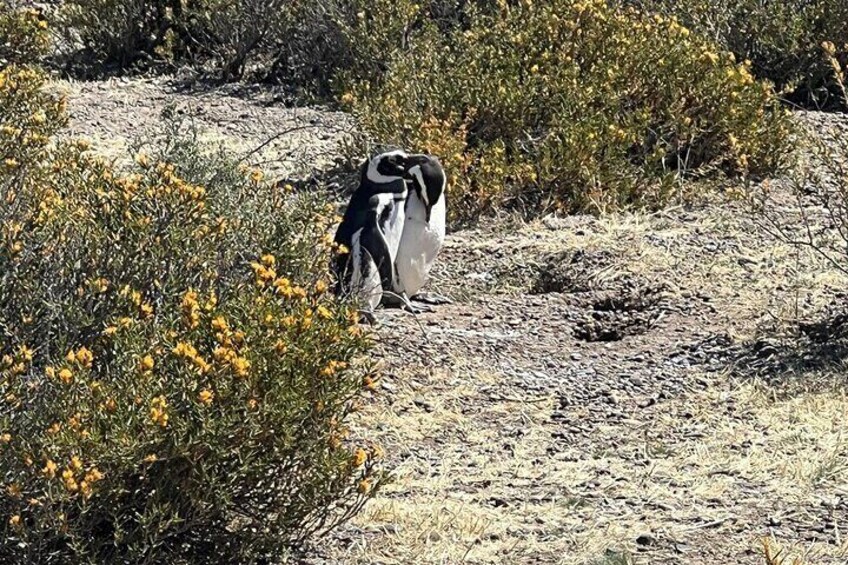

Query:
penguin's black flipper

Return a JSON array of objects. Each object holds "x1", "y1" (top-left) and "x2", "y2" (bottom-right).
[{"x1": 359, "y1": 208, "x2": 396, "y2": 294}]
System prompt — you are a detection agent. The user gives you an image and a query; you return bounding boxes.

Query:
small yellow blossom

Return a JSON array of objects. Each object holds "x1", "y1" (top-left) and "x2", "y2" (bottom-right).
[
  {"x1": 143, "y1": 454, "x2": 158, "y2": 464},
  {"x1": 198, "y1": 389, "x2": 214, "y2": 405},
  {"x1": 75, "y1": 347, "x2": 94, "y2": 368},
  {"x1": 43, "y1": 459, "x2": 57, "y2": 479},
  {"x1": 352, "y1": 448, "x2": 367, "y2": 467},
  {"x1": 62, "y1": 469, "x2": 78, "y2": 492},
  {"x1": 58, "y1": 368, "x2": 73, "y2": 383},
  {"x1": 231, "y1": 357, "x2": 250, "y2": 378},
  {"x1": 139, "y1": 355, "x2": 155, "y2": 372},
  {"x1": 0, "y1": 433, "x2": 10, "y2": 443},
  {"x1": 9, "y1": 515, "x2": 20, "y2": 527},
  {"x1": 150, "y1": 396, "x2": 169, "y2": 427}
]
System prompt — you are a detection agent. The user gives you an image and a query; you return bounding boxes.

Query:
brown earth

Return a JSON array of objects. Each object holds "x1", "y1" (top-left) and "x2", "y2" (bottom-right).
[{"x1": 61, "y1": 77, "x2": 848, "y2": 565}]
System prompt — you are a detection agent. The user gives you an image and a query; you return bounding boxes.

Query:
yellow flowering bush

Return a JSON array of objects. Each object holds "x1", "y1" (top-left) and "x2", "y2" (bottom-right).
[
  {"x1": 0, "y1": 6, "x2": 50, "y2": 66},
  {"x1": 0, "y1": 15, "x2": 383, "y2": 562},
  {"x1": 344, "y1": 0, "x2": 793, "y2": 220},
  {"x1": 642, "y1": 0, "x2": 848, "y2": 110}
]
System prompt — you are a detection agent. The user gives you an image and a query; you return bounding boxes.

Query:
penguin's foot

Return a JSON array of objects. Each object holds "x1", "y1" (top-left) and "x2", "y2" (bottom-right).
[
  {"x1": 411, "y1": 292, "x2": 453, "y2": 305},
  {"x1": 357, "y1": 310, "x2": 378, "y2": 325},
  {"x1": 403, "y1": 301, "x2": 433, "y2": 314}
]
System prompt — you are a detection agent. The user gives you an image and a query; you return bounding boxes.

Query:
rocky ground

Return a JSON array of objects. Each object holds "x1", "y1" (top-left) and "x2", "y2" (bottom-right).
[{"x1": 61, "y1": 77, "x2": 848, "y2": 564}]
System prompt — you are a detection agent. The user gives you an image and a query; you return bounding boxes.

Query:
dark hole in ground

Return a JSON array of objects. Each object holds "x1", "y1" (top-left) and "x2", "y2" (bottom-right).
[
  {"x1": 532, "y1": 249, "x2": 616, "y2": 294},
  {"x1": 573, "y1": 283, "x2": 669, "y2": 342}
]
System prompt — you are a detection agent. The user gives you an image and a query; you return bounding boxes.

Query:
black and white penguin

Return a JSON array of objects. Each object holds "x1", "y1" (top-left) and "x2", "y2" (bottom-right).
[
  {"x1": 333, "y1": 150, "x2": 423, "y2": 312},
  {"x1": 393, "y1": 154, "x2": 450, "y2": 310}
]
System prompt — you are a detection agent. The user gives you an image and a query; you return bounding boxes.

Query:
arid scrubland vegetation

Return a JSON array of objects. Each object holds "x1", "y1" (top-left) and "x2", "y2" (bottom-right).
[{"x1": 2, "y1": 0, "x2": 848, "y2": 563}]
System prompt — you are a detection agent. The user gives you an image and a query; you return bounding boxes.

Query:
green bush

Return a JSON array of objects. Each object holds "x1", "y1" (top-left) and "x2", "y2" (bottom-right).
[
  {"x1": 0, "y1": 6, "x2": 51, "y2": 66},
  {"x1": 343, "y1": 0, "x2": 792, "y2": 220},
  {"x1": 638, "y1": 0, "x2": 848, "y2": 110},
  {"x1": 0, "y1": 12, "x2": 383, "y2": 562},
  {"x1": 53, "y1": 0, "x2": 491, "y2": 89},
  {"x1": 57, "y1": 0, "x2": 176, "y2": 71}
]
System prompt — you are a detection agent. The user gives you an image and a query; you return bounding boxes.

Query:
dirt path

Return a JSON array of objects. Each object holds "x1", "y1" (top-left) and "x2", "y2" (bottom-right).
[
  {"x1": 311, "y1": 195, "x2": 848, "y2": 565},
  {"x1": 58, "y1": 77, "x2": 848, "y2": 564},
  {"x1": 51, "y1": 76, "x2": 353, "y2": 179}
]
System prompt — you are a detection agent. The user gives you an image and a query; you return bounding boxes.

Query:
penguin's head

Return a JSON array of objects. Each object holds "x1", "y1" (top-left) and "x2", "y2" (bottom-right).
[
  {"x1": 365, "y1": 150, "x2": 416, "y2": 184},
  {"x1": 406, "y1": 154, "x2": 446, "y2": 223}
]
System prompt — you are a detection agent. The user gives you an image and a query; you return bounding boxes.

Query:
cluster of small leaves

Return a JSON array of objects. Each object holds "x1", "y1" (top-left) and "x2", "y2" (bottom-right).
[
  {"x1": 53, "y1": 0, "x2": 497, "y2": 91},
  {"x1": 0, "y1": 5, "x2": 50, "y2": 66},
  {"x1": 637, "y1": 0, "x2": 848, "y2": 110},
  {"x1": 343, "y1": 0, "x2": 793, "y2": 221},
  {"x1": 0, "y1": 10, "x2": 383, "y2": 562},
  {"x1": 56, "y1": 0, "x2": 181, "y2": 72}
]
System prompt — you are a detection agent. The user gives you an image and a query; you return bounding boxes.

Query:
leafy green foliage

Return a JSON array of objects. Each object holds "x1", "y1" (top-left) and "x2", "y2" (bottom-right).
[
  {"x1": 0, "y1": 11, "x2": 383, "y2": 562},
  {"x1": 344, "y1": 0, "x2": 792, "y2": 220},
  {"x1": 639, "y1": 0, "x2": 848, "y2": 110}
]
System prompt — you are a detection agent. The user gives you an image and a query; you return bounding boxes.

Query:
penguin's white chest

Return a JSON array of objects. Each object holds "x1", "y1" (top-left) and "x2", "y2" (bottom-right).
[
  {"x1": 396, "y1": 192, "x2": 445, "y2": 296},
  {"x1": 380, "y1": 194, "x2": 406, "y2": 265}
]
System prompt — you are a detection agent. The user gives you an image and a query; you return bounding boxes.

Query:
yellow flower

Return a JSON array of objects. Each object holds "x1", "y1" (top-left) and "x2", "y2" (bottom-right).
[
  {"x1": 352, "y1": 448, "x2": 367, "y2": 467},
  {"x1": 62, "y1": 469, "x2": 78, "y2": 492},
  {"x1": 85, "y1": 468, "x2": 103, "y2": 483},
  {"x1": 250, "y1": 169, "x2": 264, "y2": 183},
  {"x1": 17, "y1": 345, "x2": 33, "y2": 362},
  {"x1": 357, "y1": 479, "x2": 372, "y2": 494},
  {"x1": 75, "y1": 347, "x2": 94, "y2": 368},
  {"x1": 70, "y1": 456, "x2": 83, "y2": 472},
  {"x1": 211, "y1": 316, "x2": 229, "y2": 331},
  {"x1": 316, "y1": 305, "x2": 332, "y2": 319},
  {"x1": 143, "y1": 454, "x2": 158, "y2": 464},
  {"x1": 198, "y1": 389, "x2": 214, "y2": 405},
  {"x1": 315, "y1": 280, "x2": 329, "y2": 294},
  {"x1": 140, "y1": 354, "x2": 155, "y2": 372},
  {"x1": 231, "y1": 357, "x2": 250, "y2": 378},
  {"x1": 58, "y1": 368, "x2": 73, "y2": 383},
  {"x1": 4, "y1": 158, "x2": 18, "y2": 169},
  {"x1": 42, "y1": 459, "x2": 57, "y2": 479},
  {"x1": 9, "y1": 515, "x2": 20, "y2": 527},
  {"x1": 150, "y1": 396, "x2": 169, "y2": 427},
  {"x1": 0, "y1": 433, "x2": 10, "y2": 443}
]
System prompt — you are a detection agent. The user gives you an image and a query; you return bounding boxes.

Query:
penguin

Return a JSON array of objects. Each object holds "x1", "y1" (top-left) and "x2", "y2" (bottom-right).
[
  {"x1": 392, "y1": 154, "x2": 451, "y2": 311},
  {"x1": 333, "y1": 151, "x2": 423, "y2": 315}
]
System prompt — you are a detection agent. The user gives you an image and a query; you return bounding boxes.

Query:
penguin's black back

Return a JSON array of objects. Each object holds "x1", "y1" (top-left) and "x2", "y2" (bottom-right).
[{"x1": 334, "y1": 163, "x2": 407, "y2": 248}]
